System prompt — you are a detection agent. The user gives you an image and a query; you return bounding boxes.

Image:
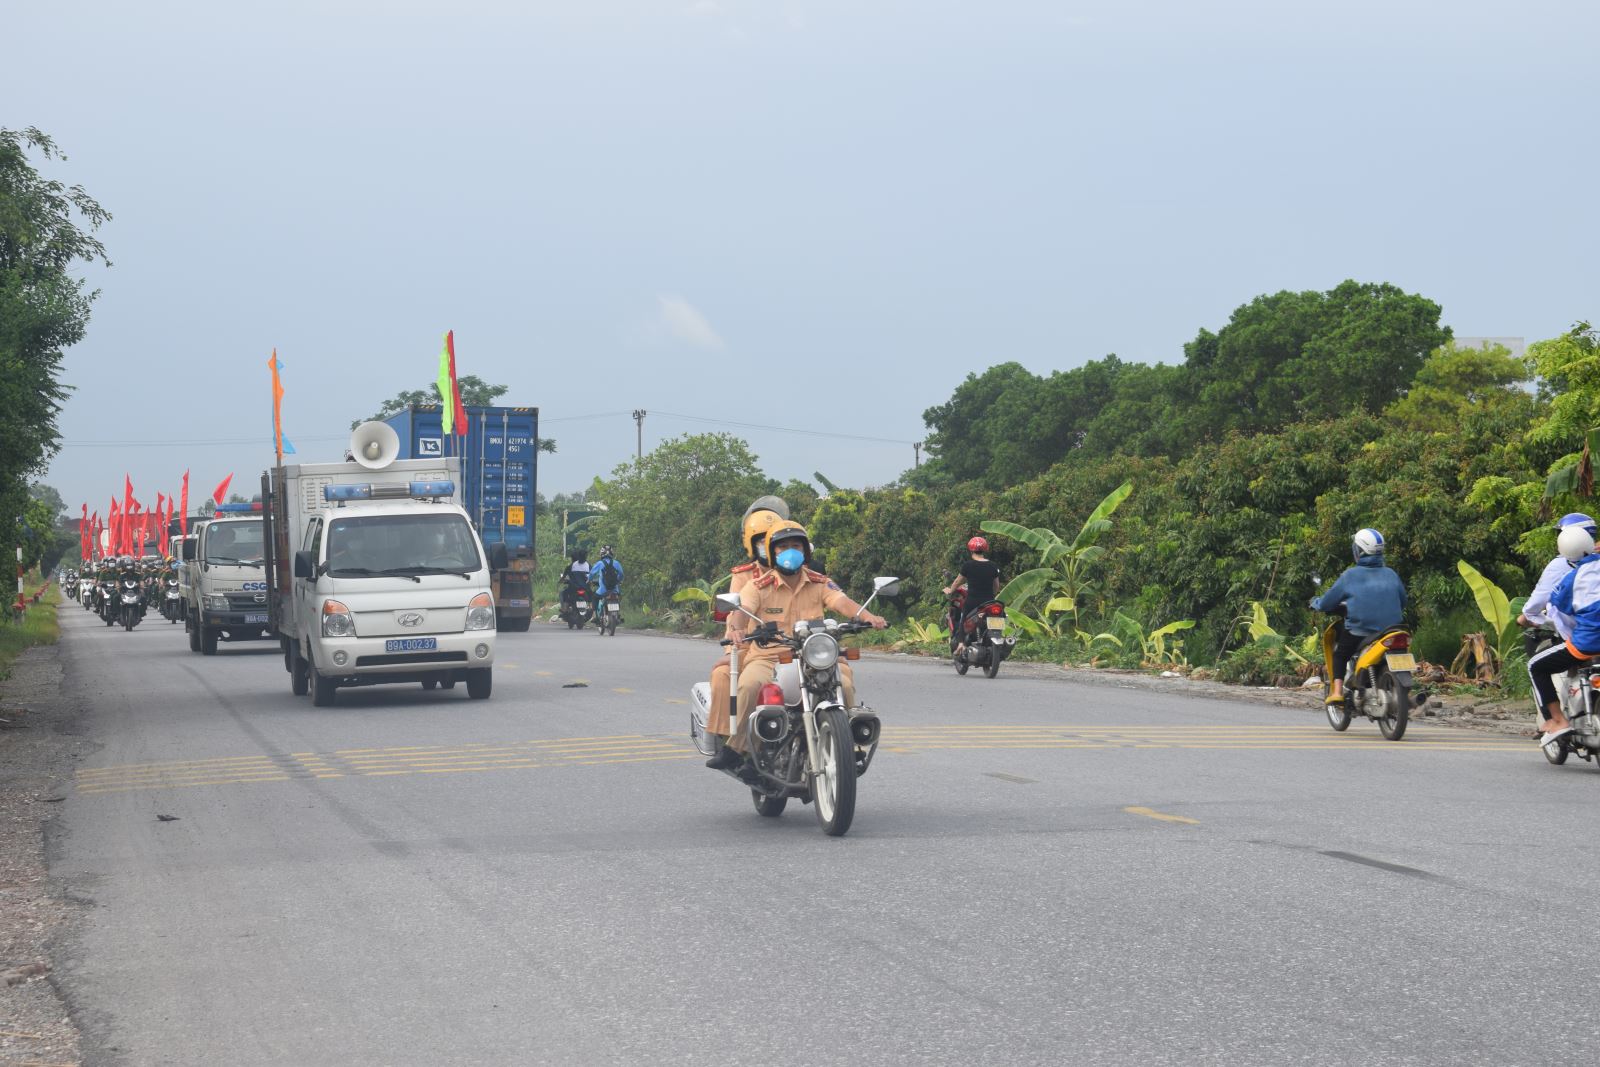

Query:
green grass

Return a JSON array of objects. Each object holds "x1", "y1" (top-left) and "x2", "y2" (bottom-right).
[{"x1": 0, "y1": 573, "x2": 61, "y2": 682}]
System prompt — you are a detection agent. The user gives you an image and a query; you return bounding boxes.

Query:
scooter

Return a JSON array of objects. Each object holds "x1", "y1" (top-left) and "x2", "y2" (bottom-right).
[
  {"x1": 947, "y1": 589, "x2": 1016, "y2": 678},
  {"x1": 1317, "y1": 606, "x2": 1422, "y2": 740},
  {"x1": 595, "y1": 591, "x2": 621, "y2": 636}
]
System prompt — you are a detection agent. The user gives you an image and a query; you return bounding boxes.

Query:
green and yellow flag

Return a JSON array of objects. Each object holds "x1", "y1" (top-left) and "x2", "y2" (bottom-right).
[{"x1": 437, "y1": 332, "x2": 455, "y2": 435}]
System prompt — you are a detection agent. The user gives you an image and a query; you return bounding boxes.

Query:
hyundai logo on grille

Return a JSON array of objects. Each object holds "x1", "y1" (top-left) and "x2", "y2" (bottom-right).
[{"x1": 398, "y1": 612, "x2": 425, "y2": 627}]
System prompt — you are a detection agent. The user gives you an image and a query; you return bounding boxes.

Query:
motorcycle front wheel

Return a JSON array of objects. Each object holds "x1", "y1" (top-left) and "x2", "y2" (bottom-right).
[
  {"x1": 1376, "y1": 672, "x2": 1409, "y2": 741},
  {"x1": 953, "y1": 646, "x2": 969, "y2": 675},
  {"x1": 813, "y1": 707, "x2": 858, "y2": 837}
]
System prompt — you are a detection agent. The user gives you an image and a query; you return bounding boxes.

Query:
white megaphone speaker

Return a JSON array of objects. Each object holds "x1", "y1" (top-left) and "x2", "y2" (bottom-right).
[{"x1": 350, "y1": 422, "x2": 401, "y2": 470}]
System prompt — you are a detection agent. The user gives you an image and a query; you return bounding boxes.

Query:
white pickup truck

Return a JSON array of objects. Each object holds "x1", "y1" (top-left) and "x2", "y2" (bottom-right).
[{"x1": 263, "y1": 450, "x2": 505, "y2": 707}]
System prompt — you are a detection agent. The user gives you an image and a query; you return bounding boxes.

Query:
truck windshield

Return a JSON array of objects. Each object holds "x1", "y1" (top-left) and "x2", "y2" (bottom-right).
[
  {"x1": 205, "y1": 521, "x2": 264, "y2": 565},
  {"x1": 325, "y1": 513, "x2": 482, "y2": 578}
]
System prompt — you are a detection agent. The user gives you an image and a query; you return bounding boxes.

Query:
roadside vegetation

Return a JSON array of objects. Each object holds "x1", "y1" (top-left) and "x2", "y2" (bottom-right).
[
  {"x1": 543, "y1": 281, "x2": 1594, "y2": 704},
  {"x1": 0, "y1": 574, "x2": 60, "y2": 682}
]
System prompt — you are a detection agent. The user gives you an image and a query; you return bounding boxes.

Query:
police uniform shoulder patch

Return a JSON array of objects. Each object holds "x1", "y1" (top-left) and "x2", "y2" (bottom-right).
[
  {"x1": 731, "y1": 561, "x2": 757, "y2": 574},
  {"x1": 826, "y1": 580, "x2": 841, "y2": 591},
  {"x1": 803, "y1": 569, "x2": 828, "y2": 584}
]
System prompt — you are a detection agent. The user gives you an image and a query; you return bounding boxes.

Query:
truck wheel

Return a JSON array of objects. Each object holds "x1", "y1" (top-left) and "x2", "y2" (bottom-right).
[
  {"x1": 200, "y1": 620, "x2": 218, "y2": 656},
  {"x1": 311, "y1": 668, "x2": 337, "y2": 707},
  {"x1": 466, "y1": 669, "x2": 492, "y2": 700},
  {"x1": 290, "y1": 645, "x2": 309, "y2": 696},
  {"x1": 502, "y1": 616, "x2": 530, "y2": 633},
  {"x1": 188, "y1": 617, "x2": 200, "y2": 651},
  {"x1": 422, "y1": 678, "x2": 438, "y2": 690}
]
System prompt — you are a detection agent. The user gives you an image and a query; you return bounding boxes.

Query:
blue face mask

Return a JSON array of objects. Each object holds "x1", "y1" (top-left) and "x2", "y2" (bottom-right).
[{"x1": 775, "y1": 548, "x2": 806, "y2": 574}]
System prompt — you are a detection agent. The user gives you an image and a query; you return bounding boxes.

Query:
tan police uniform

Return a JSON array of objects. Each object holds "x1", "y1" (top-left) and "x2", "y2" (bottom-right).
[
  {"x1": 726, "y1": 567, "x2": 866, "y2": 753},
  {"x1": 705, "y1": 559, "x2": 764, "y2": 737}
]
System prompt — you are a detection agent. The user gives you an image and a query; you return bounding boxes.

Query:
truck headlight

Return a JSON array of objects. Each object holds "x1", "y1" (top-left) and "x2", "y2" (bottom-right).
[
  {"x1": 465, "y1": 592, "x2": 495, "y2": 631},
  {"x1": 321, "y1": 599, "x2": 355, "y2": 637},
  {"x1": 203, "y1": 595, "x2": 229, "y2": 611}
]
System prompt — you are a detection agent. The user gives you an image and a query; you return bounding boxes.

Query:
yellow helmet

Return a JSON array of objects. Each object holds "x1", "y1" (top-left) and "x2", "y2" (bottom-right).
[
  {"x1": 763, "y1": 522, "x2": 813, "y2": 575},
  {"x1": 741, "y1": 509, "x2": 786, "y2": 562}
]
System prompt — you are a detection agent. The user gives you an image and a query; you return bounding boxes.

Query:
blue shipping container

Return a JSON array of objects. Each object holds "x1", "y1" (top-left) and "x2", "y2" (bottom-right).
[{"x1": 381, "y1": 405, "x2": 538, "y2": 560}]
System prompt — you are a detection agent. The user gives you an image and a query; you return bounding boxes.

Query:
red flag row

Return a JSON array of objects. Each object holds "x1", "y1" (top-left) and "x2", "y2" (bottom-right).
[{"x1": 80, "y1": 471, "x2": 234, "y2": 559}]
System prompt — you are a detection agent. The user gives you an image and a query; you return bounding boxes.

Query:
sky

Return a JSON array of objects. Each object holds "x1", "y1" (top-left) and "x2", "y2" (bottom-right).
[{"x1": 8, "y1": 0, "x2": 1598, "y2": 515}]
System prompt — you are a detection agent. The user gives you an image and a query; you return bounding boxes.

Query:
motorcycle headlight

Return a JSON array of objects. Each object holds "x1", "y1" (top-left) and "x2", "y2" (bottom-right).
[
  {"x1": 802, "y1": 633, "x2": 840, "y2": 670},
  {"x1": 321, "y1": 599, "x2": 355, "y2": 637},
  {"x1": 465, "y1": 592, "x2": 495, "y2": 631}
]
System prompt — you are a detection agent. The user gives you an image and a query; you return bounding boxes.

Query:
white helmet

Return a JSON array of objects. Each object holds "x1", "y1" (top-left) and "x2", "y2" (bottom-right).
[
  {"x1": 1351, "y1": 528, "x2": 1385, "y2": 560},
  {"x1": 1559, "y1": 526, "x2": 1596, "y2": 563}
]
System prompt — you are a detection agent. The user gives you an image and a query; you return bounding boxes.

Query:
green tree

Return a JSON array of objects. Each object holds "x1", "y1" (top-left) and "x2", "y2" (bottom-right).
[
  {"x1": 1181, "y1": 280, "x2": 1450, "y2": 439},
  {"x1": 1385, "y1": 341, "x2": 1534, "y2": 433},
  {"x1": 586, "y1": 433, "x2": 774, "y2": 606},
  {"x1": 0, "y1": 127, "x2": 110, "y2": 564}
]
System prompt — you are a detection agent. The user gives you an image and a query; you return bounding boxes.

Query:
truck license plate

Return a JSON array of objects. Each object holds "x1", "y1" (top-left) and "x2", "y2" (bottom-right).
[
  {"x1": 386, "y1": 638, "x2": 438, "y2": 652},
  {"x1": 244, "y1": 613, "x2": 268, "y2": 624},
  {"x1": 1385, "y1": 653, "x2": 1417, "y2": 672}
]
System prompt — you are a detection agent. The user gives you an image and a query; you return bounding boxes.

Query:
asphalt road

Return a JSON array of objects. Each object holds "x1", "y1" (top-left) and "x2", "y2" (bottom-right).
[{"x1": 45, "y1": 604, "x2": 1599, "y2": 1066}]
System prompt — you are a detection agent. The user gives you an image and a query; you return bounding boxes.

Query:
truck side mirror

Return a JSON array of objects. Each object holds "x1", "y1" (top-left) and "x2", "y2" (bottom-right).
[
  {"x1": 488, "y1": 543, "x2": 509, "y2": 570},
  {"x1": 293, "y1": 550, "x2": 314, "y2": 579},
  {"x1": 181, "y1": 540, "x2": 195, "y2": 562}
]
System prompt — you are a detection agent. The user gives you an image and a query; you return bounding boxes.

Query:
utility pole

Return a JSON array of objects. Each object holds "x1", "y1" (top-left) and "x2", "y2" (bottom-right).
[
  {"x1": 632, "y1": 409, "x2": 647, "y2": 461},
  {"x1": 913, "y1": 442, "x2": 923, "y2": 468}
]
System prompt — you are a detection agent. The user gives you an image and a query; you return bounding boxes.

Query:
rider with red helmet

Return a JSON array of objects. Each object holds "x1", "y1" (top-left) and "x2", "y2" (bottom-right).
[{"x1": 942, "y1": 536, "x2": 1001, "y2": 655}]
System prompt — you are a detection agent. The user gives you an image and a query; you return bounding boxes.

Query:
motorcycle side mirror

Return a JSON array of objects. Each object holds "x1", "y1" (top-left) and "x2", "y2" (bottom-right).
[
  {"x1": 714, "y1": 593, "x2": 742, "y2": 614},
  {"x1": 872, "y1": 577, "x2": 902, "y2": 599},
  {"x1": 1310, "y1": 574, "x2": 1321, "y2": 586}
]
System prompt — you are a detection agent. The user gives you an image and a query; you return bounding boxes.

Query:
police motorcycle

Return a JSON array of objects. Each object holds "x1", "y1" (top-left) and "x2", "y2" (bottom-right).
[
  {"x1": 946, "y1": 585, "x2": 1016, "y2": 679},
  {"x1": 1313, "y1": 601, "x2": 1421, "y2": 741},
  {"x1": 63, "y1": 569, "x2": 79, "y2": 602},
  {"x1": 689, "y1": 577, "x2": 898, "y2": 837}
]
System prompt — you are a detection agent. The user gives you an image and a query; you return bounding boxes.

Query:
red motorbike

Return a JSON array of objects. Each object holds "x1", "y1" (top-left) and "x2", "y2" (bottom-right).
[{"x1": 947, "y1": 590, "x2": 1015, "y2": 679}]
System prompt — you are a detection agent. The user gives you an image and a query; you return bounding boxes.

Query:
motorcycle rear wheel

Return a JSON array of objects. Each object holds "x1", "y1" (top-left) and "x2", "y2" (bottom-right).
[
  {"x1": 953, "y1": 647, "x2": 969, "y2": 675},
  {"x1": 1375, "y1": 672, "x2": 1409, "y2": 741},
  {"x1": 1325, "y1": 688, "x2": 1351, "y2": 732},
  {"x1": 813, "y1": 707, "x2": 858, "y2": 837},
  {"x1": 984, "y1": 648, "x2": 1001, "y2": 679},
  {"x1": 752, "y1": 789, "x2": 787, "y2": 817}
]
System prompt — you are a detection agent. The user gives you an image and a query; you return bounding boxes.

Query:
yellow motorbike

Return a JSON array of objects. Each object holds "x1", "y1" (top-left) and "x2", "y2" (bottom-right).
[{"x1": 1319, "y1": 609, "x2": 1420, "y2": 740}]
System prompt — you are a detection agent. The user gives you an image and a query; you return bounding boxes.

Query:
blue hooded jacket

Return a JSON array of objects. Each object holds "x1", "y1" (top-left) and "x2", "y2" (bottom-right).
[{"x1": 1312, "y1": 555, "x2": 1407, "y2": 636}]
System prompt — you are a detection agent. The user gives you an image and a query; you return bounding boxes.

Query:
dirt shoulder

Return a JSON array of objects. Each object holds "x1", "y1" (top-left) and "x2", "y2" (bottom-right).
[{"x1": 0, "y1": 630, "x2": 83, "y2": 1065}]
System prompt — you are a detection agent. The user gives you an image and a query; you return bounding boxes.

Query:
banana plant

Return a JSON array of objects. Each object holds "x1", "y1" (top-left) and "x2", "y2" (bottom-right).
[
  {"x1": 1112, "y1": 610, "x2": 1195, "y2": 667},
  {"x1": 671, "y1": 573, "x2": 733, "y2": 606},
  {"x1": 981, "y1": 480, "x2": 1133, "y2": 630},
  {"x1": 1241, "y1": 601, "x2": 1309, "y2": 664},
  {"x1": 1456, "y1": 560, "x2": 1528, "y2": 681}
]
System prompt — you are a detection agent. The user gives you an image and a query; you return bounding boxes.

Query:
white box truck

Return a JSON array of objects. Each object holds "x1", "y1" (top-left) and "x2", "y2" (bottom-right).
[
  {"x1": 182, "y1": 508, "x2": 272, "y2": 655},
  {"x1": 261, "y1": 426, "x2": 507, "y2": 707}
]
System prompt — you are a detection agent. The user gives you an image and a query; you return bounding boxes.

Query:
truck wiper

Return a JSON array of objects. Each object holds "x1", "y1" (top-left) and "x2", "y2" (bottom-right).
[
  {"x1": 208, "y1": 556, "x2": 264, "y2": 567},
  {"x1": 384, "y1": 566, "x2": 473, "y2": 580},
  {"x1": 327, "y1": 566, "x2": 417, "y2": 582}
]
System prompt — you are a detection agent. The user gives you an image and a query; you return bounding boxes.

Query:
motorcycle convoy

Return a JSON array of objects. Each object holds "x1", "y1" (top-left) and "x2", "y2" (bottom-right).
[{"x1": 74, "y1": 556, "x2": 182, "y2": 632}]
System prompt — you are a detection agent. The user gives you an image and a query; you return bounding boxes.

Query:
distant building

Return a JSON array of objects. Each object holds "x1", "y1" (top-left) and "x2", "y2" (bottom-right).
[{"x1": 1455, "y1": 336, "x2": 1526, "y2": 359}]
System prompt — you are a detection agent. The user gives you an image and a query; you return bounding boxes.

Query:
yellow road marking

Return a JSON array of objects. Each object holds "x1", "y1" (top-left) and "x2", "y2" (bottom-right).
[
  {"x1": 664, "y1": 698, "x2": 687, "y2": 705},
  {"x1": 535, "y1": 670, "x2": 553, "y2": 676},
  {"x1": 1124, "y1": 806, "x2": 1200, "y2": 825},
  {"x1": 612, "y1": 687, "x2": 633, "y2": 693}
]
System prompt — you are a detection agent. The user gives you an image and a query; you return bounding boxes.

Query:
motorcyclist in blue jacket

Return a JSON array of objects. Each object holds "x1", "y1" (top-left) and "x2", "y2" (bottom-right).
[{"x1": 1311, "y1": 528, "x2": 1408, "y2": 705}]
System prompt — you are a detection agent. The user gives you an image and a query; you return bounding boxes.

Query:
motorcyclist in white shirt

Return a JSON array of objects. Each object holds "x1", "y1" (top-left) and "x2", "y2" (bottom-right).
[{"x1": 1517, "y1": 513, "x2": 1598, "y2": 656}]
